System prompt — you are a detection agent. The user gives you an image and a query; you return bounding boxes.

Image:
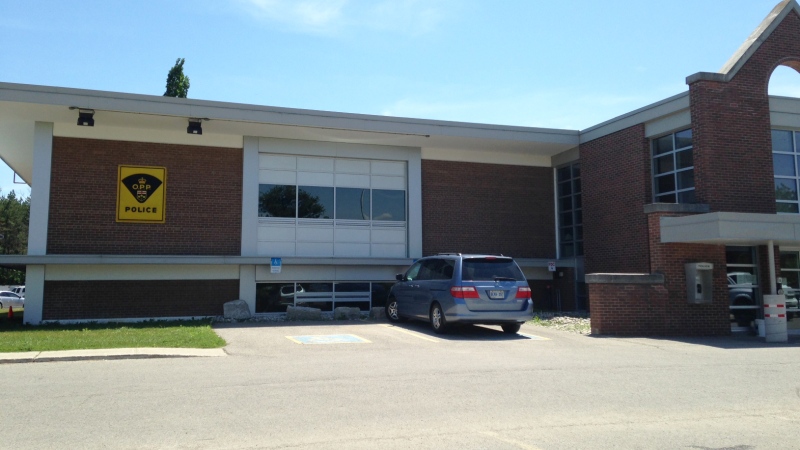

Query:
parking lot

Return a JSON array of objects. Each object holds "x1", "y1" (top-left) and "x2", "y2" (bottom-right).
[{"x1": 3, "y1": 321, "x2": 800, "y2": 449}]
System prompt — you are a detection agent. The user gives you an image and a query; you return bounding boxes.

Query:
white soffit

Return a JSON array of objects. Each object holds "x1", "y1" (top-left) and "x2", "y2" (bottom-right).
[
  {"x1": 660, "y1": 212, "x2": 800, "y2": 246},
  {"x1": 579, "y1": 92, "x2": 690, "y2": 144}
]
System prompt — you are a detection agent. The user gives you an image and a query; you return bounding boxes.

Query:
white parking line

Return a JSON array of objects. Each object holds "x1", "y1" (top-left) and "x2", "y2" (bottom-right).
[{"x1": 381, "y1": 324, "x2": 440, "y2": 343}]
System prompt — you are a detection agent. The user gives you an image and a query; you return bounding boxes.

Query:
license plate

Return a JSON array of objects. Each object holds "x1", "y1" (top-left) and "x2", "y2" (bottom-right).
[{"x1": 488, "y1": 290, "x2": 505, "y2": 299}]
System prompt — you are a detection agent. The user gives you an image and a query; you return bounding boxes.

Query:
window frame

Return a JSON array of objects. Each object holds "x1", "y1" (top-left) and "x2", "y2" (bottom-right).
[{"x1": 651, "y1": 128, "x2": 694, "y2": 204}]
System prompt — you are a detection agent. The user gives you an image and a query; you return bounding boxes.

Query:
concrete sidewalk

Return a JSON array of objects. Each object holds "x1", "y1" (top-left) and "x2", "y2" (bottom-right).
[{"x1": 0, "y1": 347, "x2": 227, "y2": 364}]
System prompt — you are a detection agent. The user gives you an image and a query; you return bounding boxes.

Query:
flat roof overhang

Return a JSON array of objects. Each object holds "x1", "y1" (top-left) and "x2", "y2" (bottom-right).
[
  {"x1": 0, "y1": 82, "x2": 580, "y2": 183},
  {"x1": 660, "y1": 212, "x2": 800, "y2": 246}
]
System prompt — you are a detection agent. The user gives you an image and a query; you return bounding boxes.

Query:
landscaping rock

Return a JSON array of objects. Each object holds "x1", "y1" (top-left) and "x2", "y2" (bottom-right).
[
  {"x1": 334, "y1": 307, "x2": 362, "y2": 320},
  {"x1": 369, "y1": 307, "x2": 386, "y2": 321},
  {"x1": 223, "y1": 299, "x2": 252, "y2": 320},
  {"x1": 286, "y1": 306, "x2": 323, "y2": 321}
]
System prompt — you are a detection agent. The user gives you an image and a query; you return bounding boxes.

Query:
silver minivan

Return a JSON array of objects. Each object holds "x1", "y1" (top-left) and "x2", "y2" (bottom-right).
[{"x1": 386, "y1": 254, "x2": 534, "y2": 334}]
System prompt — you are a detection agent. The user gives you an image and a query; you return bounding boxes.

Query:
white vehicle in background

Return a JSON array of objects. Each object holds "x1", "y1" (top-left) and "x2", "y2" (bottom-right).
[
  {"x1": 0, "y1": 291, "x2": 24, "y2": 309},
  {"x1": 11, "y1": 285, "x2": 24, "y2": 298}
]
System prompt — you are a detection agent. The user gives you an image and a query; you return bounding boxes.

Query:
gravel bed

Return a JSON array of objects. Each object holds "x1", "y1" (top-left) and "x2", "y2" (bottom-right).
[{"x1": 529, "y1": 312, "x2": 591, "y2": 335}]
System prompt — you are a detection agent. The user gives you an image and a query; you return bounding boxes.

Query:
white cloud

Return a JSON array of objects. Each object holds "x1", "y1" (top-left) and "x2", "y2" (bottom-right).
[{"x1": 233, "y1": 0, "x2": 450, "y2": 35}]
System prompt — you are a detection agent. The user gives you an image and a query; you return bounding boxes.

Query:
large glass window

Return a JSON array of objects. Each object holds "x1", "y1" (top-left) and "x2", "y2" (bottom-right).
[
  {"x1": 258, "y1": 184, "x2": 296, "y2": 218},
  {"x1": 258, "y1": 184, "x2": 404, "y2": 221},
  {"x1": 772, "y1": 129, "x2": 800, "y2": 213},
  {"x1": 336, "y1": 188, "x2": 370, "y2": 220},
  {"x1": 372, "y1": 189, "x2": 406, "y2": 221},
  {"x1": 653, "y1": 129, "x2": 694, "y2": 203},
  {"x1": 727, "y1": 246, "x2": 759, "y2": 329},
  {"x1": 557, "y1": 162, "x2": 583, "y2": 257},
  {"x1": 255, "y1": 281, "x2": 393, "y2": 313},
  {"x1": 298, "y1": 186, "x2": 333, "y2": 219},
  {"x1": 778, "y1": 251, "x2": 800, "y2": 330}
]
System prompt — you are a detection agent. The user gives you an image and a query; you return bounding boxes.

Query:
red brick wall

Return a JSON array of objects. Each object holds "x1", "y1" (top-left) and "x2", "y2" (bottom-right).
[
  {"x1": 646, "y1": 211, "x2": 729, "y2": 336},
  {"x1": 588, "y1": 283, "x2": 670, "y2": 335},
  {"x1": 421, "y1": 160, "x2": 555, "y2": 258},
  {"x1": 47, "y1": 138, "x2": 243, "y2": 255},
  {"x1": 42, "y1": 279, "x2": 239, "y2": 320},
  {"x1": 688, "y1": 10, "x2": 800, "y2": 213},
  {"x1": 581, "y1": 124, "x2": 651, "y2": 274}
]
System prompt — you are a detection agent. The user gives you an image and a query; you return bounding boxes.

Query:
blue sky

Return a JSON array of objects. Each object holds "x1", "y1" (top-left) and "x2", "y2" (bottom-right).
[{"x1": 1, "y1": 0, "x2": 798, "y2": 197}]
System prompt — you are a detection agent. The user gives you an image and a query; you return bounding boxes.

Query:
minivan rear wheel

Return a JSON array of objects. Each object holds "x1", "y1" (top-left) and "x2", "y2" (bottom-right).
[
  {"x1": 501, "y1": 323, "x2": 521, "y2": 334},
  {"x1": 430, "y1": 303, "x2": 448, "y2": 334}
]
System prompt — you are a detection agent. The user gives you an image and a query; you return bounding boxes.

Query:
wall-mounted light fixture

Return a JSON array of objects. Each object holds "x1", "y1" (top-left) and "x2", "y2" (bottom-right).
[
  {"x1": 70, "y1": 107, "x2": 95, "y2": 127},
  {"x1": 187, "y1": 118, "x2": 204, "y2": 135}
]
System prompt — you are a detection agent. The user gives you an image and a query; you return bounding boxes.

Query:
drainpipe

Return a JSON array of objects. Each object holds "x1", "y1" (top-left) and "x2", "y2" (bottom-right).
[{"x1": 768, "y1": 240, "x2": 776, "y2": 295}]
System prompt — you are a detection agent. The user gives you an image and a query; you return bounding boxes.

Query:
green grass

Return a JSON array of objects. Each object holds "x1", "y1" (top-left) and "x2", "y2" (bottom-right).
[{"x1": 0, "y1": 311, "x2": 226, "y2": 352}]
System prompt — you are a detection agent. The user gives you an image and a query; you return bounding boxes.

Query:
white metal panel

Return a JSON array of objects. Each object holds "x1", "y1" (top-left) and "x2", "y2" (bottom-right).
[
  {"x1": 335, "y1": 228, "x2": 371, "y2": 243},
  {"x1": 258, "y1": 226, "x2": 296, "y2": 241},
  {"x1": 297, "y1": 242, "x2": 334, "y2": 257},
  {"x1": 242, "y1": 137, "x2": 260, "y2": 257},
  {"x1": 297, "y1": 171, "x2": 334, "y2": 186},
  {"x1": 258, "y1": 241, "x2": 296, "y2": 256},
  {"x1": 336, "y1": 159, "x2": 370, "y2": 174},
  {"x1": 334, "y1": 243, "x2": 371, "y2": 257},
  {"x1": 335, "y1": 173, "x2": 370, "y2": 188},
  {"x1": 260, "y1": 154, "x2": 296, "y2": 170},
  {"x1": 372, "y1": 161, "x2": 405, "y2": 176},
  {"x1": 371, "y1": 175, "x2": 405, "y2": 190},
  {"x1": 372, "y1": 228, "x2": 407, "y2": 244},
  {"x1": 259, "y1": 169, "x2": 296, "y2": 185},
  {"x1": 297, "y1": 227, "x2": 334, "y2": 242},
  {"x1": 371, "y1": 243, "x2": 406, "y2": 258},
  {"x1": 298, "y1": 156, "x2": 334, "y2": 172}
]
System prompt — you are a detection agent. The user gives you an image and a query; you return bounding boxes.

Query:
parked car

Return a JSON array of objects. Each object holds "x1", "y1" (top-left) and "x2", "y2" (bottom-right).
[
  {"x1": 11, "y1": 285, "x2": 24, "y2": 298},
  {"x1": 727, "y1": 272, "x2": 799, "y2": 322},
  {"x1": 386, "y1": 254, "x2": 534, "y2": 334},
  {"x1": 0, "y1": 291, "x2": 24, "y2": 309}
]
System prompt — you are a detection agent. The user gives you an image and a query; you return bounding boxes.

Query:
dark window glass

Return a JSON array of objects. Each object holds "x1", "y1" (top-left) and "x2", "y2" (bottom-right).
[
  {"x1": 461, "y1": 258, "x2": 525, "y2": 281},
  {"x1": 654, "y1": 135, "x2": 674, "y2": 155},
  {"x1": 574, "y1": 193, "x2": 582, "y2": 209},
  {"x1": 776, "y1": 179, "x2": 798, "y2": 200},
  {"x1": 559, "y1": 196, "x2": 573, "y2": 212},
  {"x1": 784, "y1": 271, "x2": 800, "y2": 289},
  {"x1": 655, "y1": 174, "x2": 676, "y2": 194},
  {"x1": 336, "y1": 188, "x2": 370, "y2": 220},
  {"x1": 777, "y1": 202, "x2": 799, "y2": 213},
  {"x1": 373, "y1": 190, "x2": 406, "y2": 221},
  {"x1": 677, "y1": 170, "x2": 695, "y2": 190},
  {"x1": 574, "y1": 209, "x2": 582, "y2": 224},
  {"x1": 575, "y1": 225, "x2": 583, "y2": 240},
  {"x1": 772, "y1": 130, "x2": 794, "y2": 153},
  {"x1": 259, "y1": 184, "x2": 296, "y2": 218},
  {"x1": 656, "y1": 193, "x2": 677, "y2": 203},
  {"x1": 726, "y1": 247, "x2": 754, "y2": 265},
  {"x1": 370, "y1": 282, "x2": 394, "y2": 308},
  {"x1": 298, "y1": 186, "x2": 333, "y2": 219},
  {"x1": 558, "y1": 181, "x2": 572, "y2": 196},
  {"x1": 773, "y1": 154, "x2": 796, "y2": 177},
  {"x1": 560, "y1": 211, "x2": 573, "y2": 227},
  {"x1": 674, "y1": 129, "x2": 692, "y2": 149},
  {"x1": 295, "y1": 282, "x2": 333, "y2": 311},
  {"x1": 654, "y1": 155, "x2": 674, "y2": 175},
  {"x1": 561, "y1": 243, "x2": 575, "y2": 258},
  {"x1": 557, "y1": 166, "x2": 571, "y2": 182},
  {"x1": 676, "y1": 149, "x2": 693, "y2": 170},
  {"x1": 421, "y1": 259, "x2": 455, "y2": 280},
  {"x1": 780, "y1": 252, "x2": 800, "y2": 270},
  {"x1": 572, "y1": 163, "x2": 581, "y2": 178},
  {"x1": 560, "y1": 227, "x2": 574, "y2": 242},
  {"x1": 256, "y1": 283, "x2": 295, "y2": 313},
  {"x1": 573, "y1": 177, "x2": 581, "y2": 193},
  {"x1": 335, "y1": 283, "x2": 370, "y2": 292}
]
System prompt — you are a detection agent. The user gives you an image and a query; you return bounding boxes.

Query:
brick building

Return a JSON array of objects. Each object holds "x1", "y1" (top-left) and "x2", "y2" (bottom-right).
[{"x1": 2, "y1": 1, "x2": 800, "y2": 336}]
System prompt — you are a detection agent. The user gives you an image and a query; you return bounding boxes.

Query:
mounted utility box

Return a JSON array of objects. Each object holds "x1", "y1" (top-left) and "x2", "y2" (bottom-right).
[{"x1": 685, "y1": 262, "x2": 713, "y2": 304}]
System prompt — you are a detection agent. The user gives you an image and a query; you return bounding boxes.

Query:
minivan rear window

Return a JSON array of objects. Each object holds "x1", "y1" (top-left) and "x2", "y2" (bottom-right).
[{"x1": 461, "y1": 258, "x2": 525, "y2": 281}]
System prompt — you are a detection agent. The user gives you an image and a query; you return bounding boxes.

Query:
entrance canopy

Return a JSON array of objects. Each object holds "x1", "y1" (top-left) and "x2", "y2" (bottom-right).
[{"x1": 660, "y1": 212, "x2": 800, "y2": 246}]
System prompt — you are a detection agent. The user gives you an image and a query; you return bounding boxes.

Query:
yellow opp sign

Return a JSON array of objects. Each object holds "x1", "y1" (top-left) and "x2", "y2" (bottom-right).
[{"x1": 116, "y1": 165, "x2": 167, "y2": 223}]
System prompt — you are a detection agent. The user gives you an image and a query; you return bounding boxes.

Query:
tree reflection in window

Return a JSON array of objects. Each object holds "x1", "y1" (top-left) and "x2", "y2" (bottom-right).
[
  {"x1": 259, "y1": 184, "x2": 296, "y2": 218},
  {"x1": 298, "y1": 186, "x2": 333, "y2": 219}
]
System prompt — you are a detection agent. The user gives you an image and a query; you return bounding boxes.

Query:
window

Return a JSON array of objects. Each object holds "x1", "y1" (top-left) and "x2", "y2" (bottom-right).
[
  {"x1": 556, "y1": 162, "x2": 583, "y2": 257},
  {"x1": 336, "y1": 188, "x2": 370, "y2": 220},
  {"x1": 652, "y1": 129, "x2": 694, "y2": 203},
  {"x1": 372, "y1": 189, "x2": 406, "y2": 221},
  {"x1": 257, "y1": 184, "x2": 404, "y2": 221},
  {"x1": 772, "y1": 129, "x2": 800, "y2": 213},
  {"x1": 298, "y1": 186, "x2": 333, "y2": 219},
  {"x1": 258, "y1": 184, "x2": 296, "y2": 218}
]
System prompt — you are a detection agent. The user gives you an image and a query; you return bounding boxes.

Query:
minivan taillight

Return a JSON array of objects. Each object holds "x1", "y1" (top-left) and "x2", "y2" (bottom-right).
[
  {"x1": 451, "y1": 286, "x2": 480, "y2": 299},
  {"x1": 515, "y1": 286, "x2": 531, "y2": 299}
]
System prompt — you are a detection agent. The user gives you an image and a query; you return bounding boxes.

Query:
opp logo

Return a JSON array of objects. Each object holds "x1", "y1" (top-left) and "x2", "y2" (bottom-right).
[{"x1": 116, "y1": 165, "x2": 167, "y2": 223}]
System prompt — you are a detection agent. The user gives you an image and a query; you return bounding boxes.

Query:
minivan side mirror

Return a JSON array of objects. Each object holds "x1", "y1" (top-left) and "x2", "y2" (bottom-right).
[{"x1": 396, "y1": 273, "x2": 405, "y2": 281}]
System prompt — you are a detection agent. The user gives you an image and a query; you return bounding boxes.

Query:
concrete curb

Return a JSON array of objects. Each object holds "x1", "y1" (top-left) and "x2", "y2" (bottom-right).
[{"x1": 0, "y1": 347, "x2": 227, "y2": 364}]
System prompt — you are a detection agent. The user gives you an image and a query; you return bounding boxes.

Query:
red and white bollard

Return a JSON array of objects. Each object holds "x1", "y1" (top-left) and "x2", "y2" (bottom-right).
[{"x1": 763, "y1": 297, "x2": 788, "y2": 343}]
